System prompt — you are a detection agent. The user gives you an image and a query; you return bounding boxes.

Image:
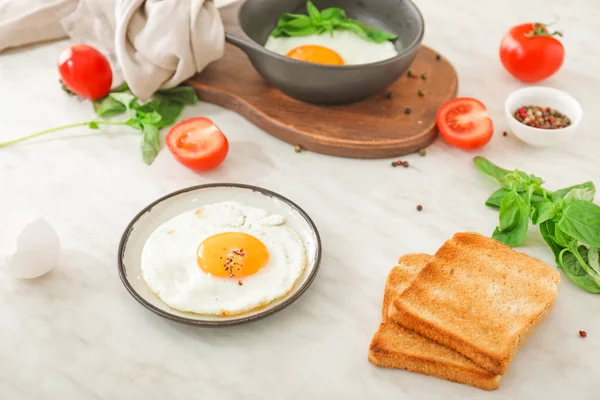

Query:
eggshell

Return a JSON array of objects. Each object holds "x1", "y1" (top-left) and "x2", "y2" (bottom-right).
[{"x1": 0, "y1": 212, "x2": 60, "y2": 279}]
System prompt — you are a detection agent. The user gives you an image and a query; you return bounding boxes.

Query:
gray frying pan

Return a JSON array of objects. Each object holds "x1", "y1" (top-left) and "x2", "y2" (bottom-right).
[{"x1": 219, "y1": 0, "x2": 425, "y2": 105}]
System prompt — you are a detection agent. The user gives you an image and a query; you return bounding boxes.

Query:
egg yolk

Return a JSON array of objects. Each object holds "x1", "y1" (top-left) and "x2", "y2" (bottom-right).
[
  {"x1": 197, "y1": 232, "x2": 269, "y2": 278},
  {"x1": 286, "y1": 45, "x2": 344, "y2": 65}
]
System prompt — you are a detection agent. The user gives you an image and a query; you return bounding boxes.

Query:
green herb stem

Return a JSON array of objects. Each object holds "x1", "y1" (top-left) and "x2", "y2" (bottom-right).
[
  {"x1": 570, "y1": 245, "x2": 593, "y2": 275},
  {"x1": 0, "y1": 120, "x2": 127, "y2": 148}
]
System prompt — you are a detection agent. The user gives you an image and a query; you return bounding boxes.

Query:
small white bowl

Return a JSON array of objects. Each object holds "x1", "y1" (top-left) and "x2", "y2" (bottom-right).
[{"x1": 505, "y1": 86, "x2": 582, "y2": 147}]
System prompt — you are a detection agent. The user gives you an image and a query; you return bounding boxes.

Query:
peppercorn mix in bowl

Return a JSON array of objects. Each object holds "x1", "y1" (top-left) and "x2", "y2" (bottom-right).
[{"x1": 504, "y1": 86, "x2": 582, "y2": 147}]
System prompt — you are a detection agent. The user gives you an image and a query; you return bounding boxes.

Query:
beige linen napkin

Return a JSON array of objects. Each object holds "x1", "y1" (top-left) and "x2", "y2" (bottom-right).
[
  {"x1": 0, "y1": 0, "x2": 78, "y2": 52},
  {"x1": 0, "y1": 0, "x2": 225, "y2": 101}
]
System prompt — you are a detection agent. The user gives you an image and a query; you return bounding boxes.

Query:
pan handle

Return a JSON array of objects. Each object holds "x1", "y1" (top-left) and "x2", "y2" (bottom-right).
[{"x1": 219, "y1": 0, "x2": 262, "y2": 53}]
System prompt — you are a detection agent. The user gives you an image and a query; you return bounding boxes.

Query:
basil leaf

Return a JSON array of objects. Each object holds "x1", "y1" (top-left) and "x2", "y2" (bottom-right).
[
  {"x1": 485, "y1": 188, "x2": 509, "y2": 209},
  {"x1": 306, "y1": 1, "x2": 320, "y2": 23},
  {"x1": 284, "y1": 15, "x2": 313, "y2": 28},
  {"x1": 560, "y1": 247, "x2": 600, "y2": 293},
  {"x1": 497, "y1": 191, "x2": 522, "y2": 231},
  {"x1": 93, "y1": 96, "x2": 127, "y2": 118},
  {"x1": 532, "y1": 202, "x2": 556, "y2": 225},
  {"x1": 138, "y1": 110, "x2": 162, "y2": 126},
  {"x1": 558, "y1": 200, "x2": 600, "y2": 247},
  {"x1": 553, "y1": 181, "x2": 595, "y2": 200},
  {"x1": 587, "y1": 246, "x2": 600, "y2": 277},
  {"x1": 270, "y1": 3, "x2": 396, "y2": 42},
  {"x1": 540, "y1": 221, "x2": 564, "y2": 263},
  {"x1": 563, "y1": 187, "x2": 595, "y2": 203},
  {"x1": 109, "y1": 92, "x2": 137, "y2": 111},
  {"x1": 320, "y1": 7, "x2": 347, "y2": 21},
  {"x1": 137, "y1": 99, "x2": 184, "y2": 128},
  {"x1": 322, "y1": 20, "x2": 334, "y2": 35},
  {"x1": 278, "y1": 13, "x2": 306, "y2": 25},
  {"x1": 155, "y1": 85, "x2": 198, "y2": 105},
  {"x1": 553, "y1": 225, "x2": 573, "y2": 248},
  {"x1": 125, "y1": 118, "x2": 141, "y2": 130},
  {"x1": 279, "y1": 25, "x2": 319, "y2": 36},
  {"x1": 141, "y1": 124, "x2": 160, "y2": 165},
  {"x1": 486, "y1": 187, "x2": 545, "y2": 209},
  {"x1": 337, "y1": 20, "x2": 368, "y2": 38},
  {"x1": 359, "y1": 22, "x2": 398, "y2": 43},
  {"x1": 492, "y1": 190, "x2": 529, "y2": 246},
  {"x1": 530, "y1": 188, "x2": 548, "y2": 206},
  {"x1": 473, "y1": 156, "x2": 516, "y2": 188}
]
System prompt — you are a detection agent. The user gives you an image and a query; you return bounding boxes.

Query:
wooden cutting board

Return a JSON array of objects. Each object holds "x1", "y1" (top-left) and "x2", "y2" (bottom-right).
[{"x1": 187, "y1": 44, "x2": 458, "y2": 158}]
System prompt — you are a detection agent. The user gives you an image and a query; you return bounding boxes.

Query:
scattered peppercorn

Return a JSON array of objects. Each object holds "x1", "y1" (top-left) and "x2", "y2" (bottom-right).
[
  {"x1": 436, "y1": 54, "x2": 441, "y2": 60},
  {"x1": 416, "y1": 205, "x2": 423, "y2": 211},
  {"x1": 404, "y1": 107, "x2": 412, "y2": 115},
  {"x1": 402, "y1": 161, "x2": 409, "y2": 167},
  {"x1": 385, "y1": 91, "x2": 394, "y2": 100},
  {"x1": 238, "y1": 280, "x2": 243, "y2": 286},
  {"x1": 420, "y1": 72, "x2": 427, "y2": 80},
  {"x1": 391, "y1": 161, "x2": 398, "y2": 167},
  {"x1": 513, "y1": 105, "x2": 571, "y2": 129},
  {"x1": 407, "y1": 69, "x2": 414, "y2": 77},
  {"x1": 579, "y1": 330, "x2": 587, "y2": 338},
  {"x1": 418, "y1": 148, "x2": 426, "y2": 156},
  {"x1": 418, "y1": 89, "x2": 425, "y2": 97},
  {"x1": 503, "y1": 131, "x2": 508, "y2": 137},
  {"x1": 294, "y1": 144, "x2": 302, "y2": 153}
]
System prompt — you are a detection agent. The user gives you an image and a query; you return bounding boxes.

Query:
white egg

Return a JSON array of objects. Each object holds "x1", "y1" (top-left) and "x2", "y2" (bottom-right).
[
  {"x1": 264, "y1": 30, "x2": 399, "y2": 65},
  {"x1": 0, "y1": 212, "x2": 60, "y2": 279},
  {"x1": 141, "y1": 201, "x2": 307, "y2": 316}
]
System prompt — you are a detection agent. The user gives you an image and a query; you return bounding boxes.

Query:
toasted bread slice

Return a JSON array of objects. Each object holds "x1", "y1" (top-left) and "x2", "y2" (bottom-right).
[
  {"x1": 369, "y1": 254, "x2": 502, "y2": 391},
  {"x1": 388, "y1": 233, "x2": 560, "y2": 375}
]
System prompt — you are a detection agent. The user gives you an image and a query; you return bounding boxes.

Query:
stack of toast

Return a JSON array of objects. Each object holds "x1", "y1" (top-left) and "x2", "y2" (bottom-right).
[{"x1": 368, "y1": 232, "x2": 561, "y2": 390}]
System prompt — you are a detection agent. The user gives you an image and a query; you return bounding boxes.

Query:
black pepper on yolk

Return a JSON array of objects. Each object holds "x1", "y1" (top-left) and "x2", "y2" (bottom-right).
[
  {"x1": 197, "y1": 232, "x2": 269, "y2": 278},
  {"x1": 286, "y1": 45, "x2": 344, "y2": 65}
]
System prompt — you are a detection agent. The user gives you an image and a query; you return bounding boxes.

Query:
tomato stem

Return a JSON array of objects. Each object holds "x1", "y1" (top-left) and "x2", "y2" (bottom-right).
[
  {"x1": 526, "y1": 22, "x2": 563, "y2": 38},
  {"x1": 0, "y1": 121, "x2": 127, "y2": 148}
]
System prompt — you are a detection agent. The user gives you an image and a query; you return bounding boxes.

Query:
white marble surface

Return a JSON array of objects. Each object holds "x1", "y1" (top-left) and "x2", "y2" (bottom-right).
[{"x1": 1, "y1": 0, "x2": 599, "y2": 398}]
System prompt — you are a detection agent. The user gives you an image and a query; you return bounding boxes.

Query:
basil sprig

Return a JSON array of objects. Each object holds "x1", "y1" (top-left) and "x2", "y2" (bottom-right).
[
  {"x1": 474, "y1": 156, "x2": 600, "y2": 293},
  {"x1": 271, "y1": 1, "x2": 397, "y2": 43},
  {"x1": 0, "y1": 83, "x2": 198, "y2": 165}
]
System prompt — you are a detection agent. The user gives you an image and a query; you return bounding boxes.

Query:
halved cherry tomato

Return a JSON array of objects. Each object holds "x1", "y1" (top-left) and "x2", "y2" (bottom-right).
[
  {"x1": 435, "y1": 98, "x2": 494, "y2": 150},
  {"x1": 499, "y1": 23, "x2": 564, "y2": 83},
  {"x1": 57, "y1": 44, "x2": 112, "y2": 100},
  {"x1": 166, "y1": 117, "x2": 229, "y2": 171}
]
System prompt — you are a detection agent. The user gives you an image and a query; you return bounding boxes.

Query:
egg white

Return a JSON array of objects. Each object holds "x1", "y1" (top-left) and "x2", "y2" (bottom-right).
[
  {"x1": 264, "y1": 30, "x2": 398, "y2": 65},
  {"x1": 140, "y1": 201, "x2": 307, "y2": 316}
]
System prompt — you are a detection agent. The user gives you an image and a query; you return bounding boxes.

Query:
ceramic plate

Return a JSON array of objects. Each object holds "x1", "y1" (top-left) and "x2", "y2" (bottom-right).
[{"x1": 118, "y1": 184, "x2": 322, "y2": 326}]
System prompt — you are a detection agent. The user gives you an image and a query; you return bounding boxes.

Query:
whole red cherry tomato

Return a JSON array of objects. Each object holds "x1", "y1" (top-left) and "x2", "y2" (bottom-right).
[
  {"x1": 499, "y1": 23, "x2": 564, "y2": 83},
  {"x1": 57, "y1": 44, "x2": 112, "y2": 100}
]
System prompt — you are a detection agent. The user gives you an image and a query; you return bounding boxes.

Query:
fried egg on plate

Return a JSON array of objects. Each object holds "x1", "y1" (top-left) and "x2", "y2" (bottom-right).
[
  {"x1": 264, "y1": 30, "x2": 398, "y2": 65},
  {"x1": 141, "y1": 201, "x2": 307, "y2": 316}
]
